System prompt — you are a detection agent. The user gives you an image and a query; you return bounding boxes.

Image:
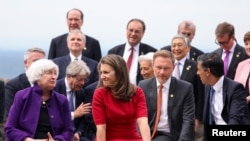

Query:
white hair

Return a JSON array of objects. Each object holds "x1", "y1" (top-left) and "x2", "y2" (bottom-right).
[
  {"x1": 26, "y1": 59, "x2": 59, "y2": 84},
  {"x1": 138, "y1": 52, "x2": 154, "y2": 64}
]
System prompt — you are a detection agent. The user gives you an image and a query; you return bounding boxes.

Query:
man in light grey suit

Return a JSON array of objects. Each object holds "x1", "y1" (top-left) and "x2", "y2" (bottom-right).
[{"x1": 138, "y1": 50, "x2": 195, "y2": 141}]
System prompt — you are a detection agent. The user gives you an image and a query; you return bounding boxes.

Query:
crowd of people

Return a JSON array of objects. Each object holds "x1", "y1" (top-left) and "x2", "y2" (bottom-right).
[{"x1": 0, "y1": 7, "x2": 250, "y2": 141}]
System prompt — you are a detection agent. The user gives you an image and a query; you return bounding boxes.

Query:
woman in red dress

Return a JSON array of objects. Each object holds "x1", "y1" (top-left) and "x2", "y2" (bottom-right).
[{"x1": 92, "y1": 54, "x2": 151, "y2": 141}]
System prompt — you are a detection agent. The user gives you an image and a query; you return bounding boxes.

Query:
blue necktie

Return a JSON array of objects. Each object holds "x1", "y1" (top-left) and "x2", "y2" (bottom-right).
[
  {"x1": 69, "y1": 91, "x2": 74, "y2": 112},
  {"x1": 209, "y1": 88, "x2": 215, "y2": 125}
]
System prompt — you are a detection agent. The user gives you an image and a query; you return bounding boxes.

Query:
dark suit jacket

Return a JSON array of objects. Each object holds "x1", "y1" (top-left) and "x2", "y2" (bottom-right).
[
  {"x1": 108, "y1": 43, "x2": 157, "y2": 84},
  {"x1": 180, "y1": 59, "x2": 204, "y2": 121},
  {"x1": 213, "y1": 44, "x2": 249, "y2": 79},
  {"x1": 4, "y1": 73, "x2": 31, "y2": 117},
  {"x1": 161, "y1": 45, "x2": 204, "y2": 61},
  {"x1": 0, "y1": 80, "x2": 4, "y2": 122},
  {"x1": 203, "y1": 77, "x2": 249, "y2": 140},
  {"x1": 53, "y1": 55, "x2": 99, "y2": 88},
  {"x1": 48, "y1": 33, "x2": 102, "y2": 62},
  {"x1": 138, "y1": 77, "x2": 195, "y2": 141},
  {"x1": 54, "y1": 78, "x2": 95, "y2": 140}
]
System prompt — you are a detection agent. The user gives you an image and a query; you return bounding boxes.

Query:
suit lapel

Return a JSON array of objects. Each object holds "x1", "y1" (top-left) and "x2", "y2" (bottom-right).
[
  {"x1": 181, "y1": 59, "x2": 190, "y2": 79},
  {"x1": 168, "y1": 77, "x2": 177, "y2": 126},
  {"x1": 149, "y1": 79, "x2": 157, "y2": 112}
]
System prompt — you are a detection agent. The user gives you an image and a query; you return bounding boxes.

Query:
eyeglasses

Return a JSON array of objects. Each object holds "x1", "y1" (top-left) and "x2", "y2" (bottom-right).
[
  {"x1": 181, "y1": 32, "x2": 192, "y2": 37},
  {"x1": 215, "y1": 37, "x2": 231, "y2": 46}
]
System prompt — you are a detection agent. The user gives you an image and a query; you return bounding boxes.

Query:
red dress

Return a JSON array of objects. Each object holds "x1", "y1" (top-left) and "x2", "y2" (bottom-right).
[{"x1": 92, "y1": 87, "x2": 148, "y2": 141}]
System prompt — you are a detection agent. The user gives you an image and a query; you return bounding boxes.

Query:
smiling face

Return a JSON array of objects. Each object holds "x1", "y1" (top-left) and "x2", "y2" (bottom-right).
[
  {"x1": 126, "y1": 20, "x2": 145, "y2": 47},
  {"x1": 99, "y1": 63, "x2": 117, "y2": 88},
  {"x1": 67, "y1": 31, "x2": 85, "y2": 56},
  {"x1": 67, "y1": 9, "x2": 83, "y2": 32},
  {"x1": 171, "y1": 38, "x2": 190, "y2": 61}
]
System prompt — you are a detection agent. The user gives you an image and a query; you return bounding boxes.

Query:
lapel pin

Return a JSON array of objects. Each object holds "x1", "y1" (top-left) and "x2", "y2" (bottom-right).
[
  {"x1": 170, "y1": 94, "x2": 174, "y2": 98},
  {"x1": 186, "y1": 65, "x2": 191, "y2": 70},
  {"x1": 236, "y1": 52, "x2": 241, "y2": 58}
]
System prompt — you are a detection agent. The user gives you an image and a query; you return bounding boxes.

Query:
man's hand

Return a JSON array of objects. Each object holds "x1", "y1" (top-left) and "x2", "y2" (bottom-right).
[{"x1": 74, "y1": 102, "x2": 92, "y2": 118}]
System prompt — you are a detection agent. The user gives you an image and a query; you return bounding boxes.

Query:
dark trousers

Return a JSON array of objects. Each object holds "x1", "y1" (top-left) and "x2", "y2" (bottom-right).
[{"x1": 152, "y1": 131, "x2": 173, "y2": 141}]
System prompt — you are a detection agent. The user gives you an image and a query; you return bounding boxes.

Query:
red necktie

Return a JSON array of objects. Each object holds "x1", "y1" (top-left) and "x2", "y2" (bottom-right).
[
  {"x1": 127, "y1": 48, "x2": 134, "y2": 71},
  {"x1": 152, "y1": 85, "x2": 163, "y2": 138}
]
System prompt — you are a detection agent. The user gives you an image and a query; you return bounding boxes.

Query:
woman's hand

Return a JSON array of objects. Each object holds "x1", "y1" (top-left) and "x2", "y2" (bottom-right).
[{"x1": 47, "y1": 132, "x2": 55, "y2": 141}]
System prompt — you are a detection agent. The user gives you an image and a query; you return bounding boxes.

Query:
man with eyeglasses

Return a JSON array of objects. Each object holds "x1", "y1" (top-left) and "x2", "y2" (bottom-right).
[
  {"x1": 213, "y1": 22, "x2": 248, "y2": 80},
  {"x1": 54, "y1": 60, "x2": 96, "y2": 141},
  {"x1": 161, "y1": 20, "x2": 204, "y2": 61}
]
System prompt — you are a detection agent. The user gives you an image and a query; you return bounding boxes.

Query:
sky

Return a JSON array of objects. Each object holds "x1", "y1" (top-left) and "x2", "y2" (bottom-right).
[{"x1": 0, "y1": 0, "x2": 250, "y2": 56}]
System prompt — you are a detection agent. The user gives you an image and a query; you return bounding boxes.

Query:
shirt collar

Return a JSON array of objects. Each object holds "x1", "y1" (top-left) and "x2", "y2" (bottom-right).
[
  {"x1": 212, "y1": 76, "x2": 224, "y2": 93},
  {"x1": 156, "y1": 77, "x2": 171, "y2": 90},
  {"x1": 69, "y1": 53, "x2": 82, "y2": 61},
  {"x1": 125, "y1": 42, "x2": 140, "y2": 52},
  {"x1": 65, "y1": 77, "x2": 72, "y2": 94}
]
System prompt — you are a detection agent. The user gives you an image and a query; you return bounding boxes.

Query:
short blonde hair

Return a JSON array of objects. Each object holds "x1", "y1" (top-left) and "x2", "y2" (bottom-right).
[{"x1": 26, "y1": 59, "x2": 59, "y2": 84}]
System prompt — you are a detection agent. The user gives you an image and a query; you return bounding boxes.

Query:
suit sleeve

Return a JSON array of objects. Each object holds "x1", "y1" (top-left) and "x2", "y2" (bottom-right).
[
  {"x1": 48, "y1": 39, "x2": 56, "y2": 59},
  {"x1": 179, "y1": 83, "x2": 195, "y2": 141}
]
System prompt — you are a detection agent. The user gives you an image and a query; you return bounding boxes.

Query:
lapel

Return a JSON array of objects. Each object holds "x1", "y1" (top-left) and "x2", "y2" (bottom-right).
[
  {"x1": 181, "y1": 59, "x2": 192, "y2": 79},
  {"x1": 168, "y1": 77, "x2": 177, "y2": 121},
  {"x1": 149, "y1": 79, "x2": 157, "y2": 112},
  {"x1": 189, "y1": 47, "x2": 197, "y2": 61},
  {"x1": 222, "y1": 77, "x2": 228, "y2": 105},
  {"x1": 119, "y1": 44, "x2": 126, "y2": 56},
  {"x1": 138, "y1": 44, "x2": 145, "y2": 55}
]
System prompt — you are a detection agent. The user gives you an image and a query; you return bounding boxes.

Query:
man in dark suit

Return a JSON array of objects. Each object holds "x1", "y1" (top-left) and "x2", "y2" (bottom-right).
[
  {"x1": 48, "y1": 8, "x2": 102, "y2": 62},
  {"x1": 53, "y1": 29, "x2": 98, "y2": 88},
  {"x1": 138, "y1": 50, "x2": 195, "y2": 141},
  {"x1": 4, "y1": 47, "x2": 45, "y2": 117},
  {"x1": 161, "y1": 20, "x2": 204, "y2": 62},
  {"x1": 108, "y1": 18, "x2": 157, "y2": 85},
  {"x1": 170, "y1": 34, "x2": 204, "y2": 139},
  {"x1": 55, "y1": 60, "x2": 94, "y2": 141},
  {"x1": 196, "y1": 53, "x2": 249, "y2": 141},
  {"x1": 213, "y1": 22, "x2": 248, "y2": 80}
]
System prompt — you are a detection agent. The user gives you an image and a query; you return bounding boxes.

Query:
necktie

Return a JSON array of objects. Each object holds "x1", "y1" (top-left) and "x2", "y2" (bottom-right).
[
  {"x1": 209, "y1": 88, "x2": 215, "y2": 125},
  {"x1": 223, "y1": 50, "x2": 230, "y2": 75},
  {"x1": 69, "y1": 91, "x2": 74, "y2": 112},
  {"x1": 173, "y1": 62, "x2": 180, "y2": 79},
  {"x1": 127, "y1": 47, "x2": 134, "y2": 71},
  {"x1": 152, "y1": 85, "x2": 163, "y2": 138}
]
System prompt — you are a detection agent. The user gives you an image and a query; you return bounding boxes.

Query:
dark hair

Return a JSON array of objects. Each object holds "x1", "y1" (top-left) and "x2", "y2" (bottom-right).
[
  {"x1": 244, "y1": 31, "x2": 250, "y2": 43},
  {"x1": 197, "y1": 53, "x2": 224, "y2": 77},
  {"x1": 215, "y1": 22, "x2": 234, "y2": 38},
  {"x1": 97, "y1": 55, "x2": 135, "y2": 101},
  {"x1": 126, "y1": 18, "x2": 146, "y2": 32},
  {"x1": 66, "y1": 8, "x2": 84, "y2": 20}
]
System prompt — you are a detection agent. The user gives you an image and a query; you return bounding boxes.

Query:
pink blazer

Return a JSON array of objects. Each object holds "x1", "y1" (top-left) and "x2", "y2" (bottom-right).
[{"x1": 234, "y1": 58, "x2": 250, "y2": 94}]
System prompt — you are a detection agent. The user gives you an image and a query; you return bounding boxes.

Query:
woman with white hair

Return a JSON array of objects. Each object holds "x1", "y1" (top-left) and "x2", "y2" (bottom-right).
[
  {"x1": 5, "y1": 59, "x2": 73, "y2": 141},
  {"x1": 138, "y1": 52, "x2": 155, "y2": 79}
]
